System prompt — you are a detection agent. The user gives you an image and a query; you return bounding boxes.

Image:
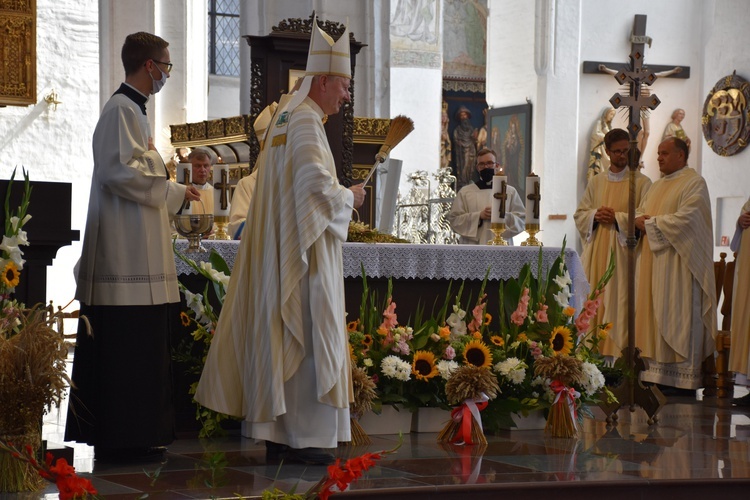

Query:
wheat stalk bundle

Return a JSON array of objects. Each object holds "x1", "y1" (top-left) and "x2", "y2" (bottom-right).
[
  {"x1": 437, "y1": 365, "x2": 499, "y2": 446},
  {"x1": 348, "y1": 366, "x2": 377, "y2": 446},
  {"x1": 362, "y1": 115, "x2": 415, "y2": 186},
  {"x1": 534, "y1": 355, "x2": 585, "y2": 438}
]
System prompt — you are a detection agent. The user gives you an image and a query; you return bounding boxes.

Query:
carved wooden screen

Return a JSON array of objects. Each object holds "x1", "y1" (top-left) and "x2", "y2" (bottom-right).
[{"x1": 0, "y1": 0, "x2": 36, "y2": 106}]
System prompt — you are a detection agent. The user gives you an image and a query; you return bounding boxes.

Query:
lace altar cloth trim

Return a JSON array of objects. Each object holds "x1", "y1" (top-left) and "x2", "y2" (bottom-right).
[{"x1": 173, "y1": 240, "x2": 590, "y2": 310}]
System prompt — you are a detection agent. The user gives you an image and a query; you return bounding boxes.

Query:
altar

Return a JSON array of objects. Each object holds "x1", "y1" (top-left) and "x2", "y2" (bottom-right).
[{"x1": 173, "y1": 240, "x2": 589, "y2": 317}]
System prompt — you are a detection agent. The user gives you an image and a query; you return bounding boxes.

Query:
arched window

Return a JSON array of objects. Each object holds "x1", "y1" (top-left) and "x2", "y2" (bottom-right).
[{"x1": 208, "y1": 0, "x2": 240, "y2": 76}]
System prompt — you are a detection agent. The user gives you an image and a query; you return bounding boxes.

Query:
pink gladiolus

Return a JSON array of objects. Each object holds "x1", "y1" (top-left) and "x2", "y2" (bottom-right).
[{"x1": 534, "y1": 304, "x2": 549, "y2": 323}]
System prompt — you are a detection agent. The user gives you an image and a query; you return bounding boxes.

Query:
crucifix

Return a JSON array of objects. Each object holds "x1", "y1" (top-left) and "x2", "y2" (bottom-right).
[
  {"x1": 526, "y1": 181, "x2": 541, "y2": 220},
  {"x1": 213, "y1": 168, "x2": 231, "y2": 211},
  {"x1": 596, "y1": 14, "x2": 666, "y2": 425}
]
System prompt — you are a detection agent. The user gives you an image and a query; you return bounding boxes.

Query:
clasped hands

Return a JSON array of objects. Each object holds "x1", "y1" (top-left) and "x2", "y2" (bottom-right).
[{"x1": 594, "y1": 206, "x2": 616, "y2": 225}]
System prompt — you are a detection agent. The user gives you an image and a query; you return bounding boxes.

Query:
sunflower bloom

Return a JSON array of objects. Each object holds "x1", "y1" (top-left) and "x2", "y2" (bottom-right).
[
  {"x1": 347, "y1": 320, "x2": 359, "y2": 332},
  {"x1": 483, "y1": 313, "x2": 492, "y2": 325},
  {"x1": 550, "y1": 326, "x2": 574, "y2": 356},
  {"x1": 490, "y1": 335, "x2": 504, "y2": 347},
  {"x1": 412, "y1": 350, "x2": 439, "y2": 381},
  {"x1": 180, "y1": 311, "x2": 191, "y2": 327},
  {"x1": 1, "y1": 261, "x2": 20, "y2": 288},
  {"x1": 362, "y1": 334, "x2": 373, "y2": 347},
  {"x1": 463, "y1": 339, "x2": 492, "y2": 368}
]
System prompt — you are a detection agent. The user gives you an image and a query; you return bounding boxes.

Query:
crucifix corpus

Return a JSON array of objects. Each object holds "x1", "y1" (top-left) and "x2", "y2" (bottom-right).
[{"x1": 596, "y1": 14, "x2": 667, "y2": 426}]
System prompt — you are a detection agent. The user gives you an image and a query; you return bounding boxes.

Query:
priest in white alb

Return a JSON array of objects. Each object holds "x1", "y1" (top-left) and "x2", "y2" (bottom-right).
[
  {"x1": 448, "y1": 147, "x2": 525, "y2": 245},
  {"x1": 634, "y1": 137, "x2": 717, "y2": 392},
  {"x1": 574, "y1": 128, "x2": 651, "y2": 357},
  {"x1": 195, "y1": 18, "x2": 366, "y2": 465}
]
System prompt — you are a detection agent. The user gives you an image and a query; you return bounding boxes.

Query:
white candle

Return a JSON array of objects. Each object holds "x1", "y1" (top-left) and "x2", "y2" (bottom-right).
[
  {"x1": 525, "y1": 174, "x2": 540, "y2": 224},
  {"x1": 491, "y1": 174, "x2": 508, "y2": 224},
  {"x1": 213, "y1": 164, "x2": 231, "y2": 216}
]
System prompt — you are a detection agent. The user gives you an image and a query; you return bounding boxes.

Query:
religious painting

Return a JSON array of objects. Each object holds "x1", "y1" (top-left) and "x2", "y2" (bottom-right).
[
  {"x1": 442, "y1": 0, "x2": 488, "y2": 80},
  {"x1": 487, "y1": 103, "x2": 532, "y2": 201},
  {"x1": 390, "y1": 0, "x2": 441, "y2": 69},
  {"x1": 702, "y1": 72, "x2": 750, "y2": 157}
]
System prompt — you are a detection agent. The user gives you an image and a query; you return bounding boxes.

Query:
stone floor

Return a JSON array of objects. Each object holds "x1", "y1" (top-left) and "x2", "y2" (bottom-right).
[{"x1": 8, "y1": 349, "x2": 750, "y2": 499}]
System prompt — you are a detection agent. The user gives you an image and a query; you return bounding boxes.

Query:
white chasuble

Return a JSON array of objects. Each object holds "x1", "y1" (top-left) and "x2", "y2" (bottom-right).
[
  {"x1": 447, "y1": 183, "x2": 526, "y2": 245},
  {"x1": 76, "y1": 93, "x2": 186, "y2": 306},
  {"x1": 227, "y1": 170, "x2": 257, "y2": 239},
  {"x1": 634, "y1": 167, "x2": 717, "y2": 389},
  {"x1": 574, "y1": 170, "x2": 651, "y2": 357},
  {"x1": 195, "y1": 97, "x2": 354, "y2": 448},
  {"x1": 729, "y1": 199, "x2": 750, "y2": 378}
]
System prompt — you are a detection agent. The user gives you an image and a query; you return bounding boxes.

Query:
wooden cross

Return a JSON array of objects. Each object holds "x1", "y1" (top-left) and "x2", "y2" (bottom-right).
[
  {"x1": 213, "y1": 168, "x2": 231, "y2": 211},
  {"x1": 599, "y1": 14, "x2": 665, "y2": 426},
  {"x1": 608, "y1": 14, "x2": 661, "y2": 142},
  {"x1": 526, "y1": 179, "x2": 541, "y2": 220},
  {"x1": 493, "y1": 180, "x2": 507, "y2": 219}
]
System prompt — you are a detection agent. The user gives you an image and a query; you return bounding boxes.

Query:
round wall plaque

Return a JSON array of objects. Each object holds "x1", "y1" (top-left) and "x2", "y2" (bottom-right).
[{"x1": 701, "y1": 72, "x2": 750, "y2": 156}]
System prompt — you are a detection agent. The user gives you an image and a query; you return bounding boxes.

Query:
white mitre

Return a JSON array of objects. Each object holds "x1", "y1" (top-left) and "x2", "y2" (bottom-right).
[{"x1": 284, "y1": 16, "x2": 351, "y2": 114}]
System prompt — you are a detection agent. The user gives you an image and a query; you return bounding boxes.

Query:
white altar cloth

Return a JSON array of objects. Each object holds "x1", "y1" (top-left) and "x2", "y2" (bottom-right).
[{"x1": 173, "y1": 240, "x2": 590, "y2": 311}]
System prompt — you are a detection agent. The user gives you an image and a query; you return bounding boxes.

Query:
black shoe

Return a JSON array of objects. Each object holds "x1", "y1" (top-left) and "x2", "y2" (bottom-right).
[
  {"x1": 732, "y1": 393, "x2": 750, "y2": 407},
  {"x1": 284, "y1": 447, "x2": 335, "y2": 465},
  {"x1": 265, "y1": 441, "x2": 289, "y2": 462}
]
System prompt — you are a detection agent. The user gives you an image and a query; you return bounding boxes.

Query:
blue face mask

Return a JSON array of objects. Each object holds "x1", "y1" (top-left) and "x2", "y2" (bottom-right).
[{"x1": 150, "y1": 65, "x2": 167, "y2": 94}]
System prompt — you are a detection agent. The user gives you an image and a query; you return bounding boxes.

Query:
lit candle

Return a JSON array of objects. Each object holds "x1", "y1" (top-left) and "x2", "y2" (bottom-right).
[
  {"x1": 176, "y1": 163, "x2": 192, "y2": 215},
  {"x1": 213, "y1": 164, "x2": 231, "y2": 216},
  {"x1": 491, "y1": 174, "x2": 508, "y2": 224},
  {"x1": 525, "y1": 173, "x2": 541, "y2": 224}
]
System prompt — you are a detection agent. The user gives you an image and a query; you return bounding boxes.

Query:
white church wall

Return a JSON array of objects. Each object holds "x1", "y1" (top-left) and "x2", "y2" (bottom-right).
[
  {"x1": 699, "y1": 0, "x2": 750, "y2": 260},
  {"x1": 579, "y1": 0, "x2": 704, "y2": 188},
  {"x1": 0, "y1": 0, "x2": 99, "y2": 311}
]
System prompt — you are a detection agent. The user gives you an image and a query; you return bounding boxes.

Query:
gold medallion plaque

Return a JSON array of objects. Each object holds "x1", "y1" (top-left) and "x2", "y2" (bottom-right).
[{"x1": 701, "y1": 72, "x2": 750, "y2": 156}]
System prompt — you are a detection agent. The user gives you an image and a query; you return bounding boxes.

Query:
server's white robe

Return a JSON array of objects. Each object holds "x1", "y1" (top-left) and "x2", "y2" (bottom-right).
[{"x1": 447, "y1": 182, "x2": 526, "y2": 245}]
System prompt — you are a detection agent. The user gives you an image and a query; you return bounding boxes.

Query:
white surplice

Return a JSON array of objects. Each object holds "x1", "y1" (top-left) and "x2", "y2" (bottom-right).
[{"x1": 447, "y1": 182, "x2": 526, "y2": 245}]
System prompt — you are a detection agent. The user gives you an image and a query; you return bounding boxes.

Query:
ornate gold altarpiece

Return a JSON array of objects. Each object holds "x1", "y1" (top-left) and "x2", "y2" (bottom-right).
[{"x1": 0, "y1": 0, "x2": 36, "y2": 107}]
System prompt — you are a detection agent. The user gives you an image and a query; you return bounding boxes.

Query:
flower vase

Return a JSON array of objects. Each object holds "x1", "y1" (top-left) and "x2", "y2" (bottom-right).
[
  {"x1": 411, "y1": 407, "x2": 451, "y2": 433},
  {"x1": 0, "y1": 426, "x2": 45, "y2": 493},
  {"x1": 358, "y1": 405, "x2": 412, "y2": 435}
]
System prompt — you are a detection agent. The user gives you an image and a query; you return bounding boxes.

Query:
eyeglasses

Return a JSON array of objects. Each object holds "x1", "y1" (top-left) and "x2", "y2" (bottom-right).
[
  {"x1": 609, "y1": 148, "x2": 630, "y2": 156},
  {"x1": 477, "y1": 161, "x2": 497, "y2": 168},
  {"x1": 152, "y1": 59, "x2": 173, "y2": 73}
]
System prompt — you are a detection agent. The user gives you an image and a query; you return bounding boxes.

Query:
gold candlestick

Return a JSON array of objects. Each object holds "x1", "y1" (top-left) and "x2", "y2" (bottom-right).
[
  {"x1": 213, "y1": 215, "x2": 231, "y2": 240},
  {"x1": 487, "y1": 222, "x2": 509, "y2": 246},
  {"x1": 521, "y1": 223, "x2": 542, "y2": 246}
]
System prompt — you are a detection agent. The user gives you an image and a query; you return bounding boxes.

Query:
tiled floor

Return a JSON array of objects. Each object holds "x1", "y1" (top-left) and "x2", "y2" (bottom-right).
[{"x1": 11, "y1": 351, "x2": 750, "y2": 499}]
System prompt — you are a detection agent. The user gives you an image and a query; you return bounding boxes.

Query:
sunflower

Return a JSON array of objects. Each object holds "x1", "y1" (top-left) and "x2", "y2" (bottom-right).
[
  {"x1": 349, "y1": 344, "x2": 358, "y2": 365},
  {"x1": 180, "y1": 311, "x2": 191, "y2": 327},
  {"x1": 550, "y1": 326, "x2": 574, "y2": 356},
  {"x1": 347, "y1": 320, "x2": 359, "y2": 332},
  {"x1": 412, "y1": 350, "x2": 439, "y2": 381},
  {"x1": 490, "y1": 335, "x2": 504, "y2": 347},
  {"x1": 483, "y1": 313, "x2": 492, "y2": 326},
  {"x1": 362, "y1": 334, "x2": 373, "y2": 347},
  {"x1": 463, "y1": 339, "x2": 492, "y2": 368},
  {"x1": 1, "y1": 261, "x2": 20, "y2": 288}
]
